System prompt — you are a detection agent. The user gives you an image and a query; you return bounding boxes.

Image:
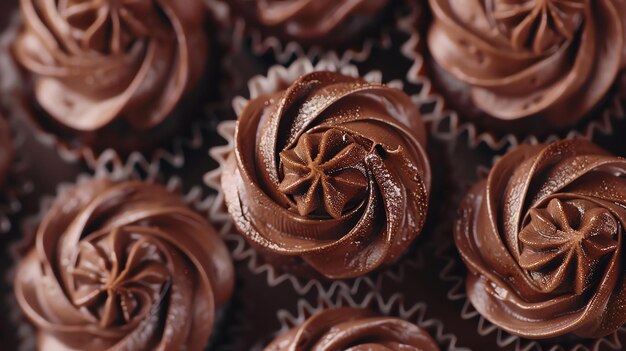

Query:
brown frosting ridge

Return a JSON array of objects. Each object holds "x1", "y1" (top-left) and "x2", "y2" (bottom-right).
[
  {"x1": 14, "y1": 179, "x2": 234, "y2": 351},
  {"x1": 13, "y1": 0, "x2": 207, "y2": 132},
  {"x1": 428, "y1": 0, "x2": 626, "y2": 129},
  {"x1": 228, "y1": 0, "x2": 388, "y2": 47},
  {"x1": 264, "y1": 307, "x2": 440, "y2": 351},
  {"x1": 0, "y1": 115, "x2": 12, "y2": 187},
  {"x1": 455, "y1": 139, "x2": 626, "y2": 339},
  {"x1": 222, "y1": 71, "x2": 431, "y2": 279}
]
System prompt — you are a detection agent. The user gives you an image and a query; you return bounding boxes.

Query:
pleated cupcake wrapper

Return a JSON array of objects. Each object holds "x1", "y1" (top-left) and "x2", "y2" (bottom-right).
[
  {"x1": 203, "y1": 0, "x2": 421, "y2": 65},
  {"x1": 398, "y1": 12, "x2": 626, "y2": 152},
  {"x1": 258, "y1": 287, "x2": 468, "y2": 351},
  {"x1": 204, "y1": 57, "x2": 431, "y2": 298},
  {"x1": 5, "y1": 156, "x2": 232, "y2": 351}
]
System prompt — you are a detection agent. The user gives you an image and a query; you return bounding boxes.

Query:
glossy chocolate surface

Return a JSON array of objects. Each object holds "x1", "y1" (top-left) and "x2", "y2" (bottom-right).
[
  {"x1": 14, "y1": 0, "x2": 207, "y2": 132},
  {"x1": 14, "y1": 179, "x2": 234, "y2": 350},
  {"x1": 428, "y1": 0, "x2": 626, "y2": 130},
  {"x1": 222, "y1": 71, "x2": 431, "y2": 279},
  {"x1": 456, "y1": 140, "x2": 626, "y2": 339}
]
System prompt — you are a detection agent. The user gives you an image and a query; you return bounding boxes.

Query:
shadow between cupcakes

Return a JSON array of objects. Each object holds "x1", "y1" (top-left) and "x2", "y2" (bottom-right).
[
  {"x1": 399, "y1": 1, "x2": 626, "y2": 153},
  {"x1": 0, "y1": 106, "x2": 32, "y2": 236},
  {"x1": 203, "y1": 0, "x2": 423, "y2": 65},
  {"x1": 205, "y1": 57, "x2": 441, "y2": 297}
]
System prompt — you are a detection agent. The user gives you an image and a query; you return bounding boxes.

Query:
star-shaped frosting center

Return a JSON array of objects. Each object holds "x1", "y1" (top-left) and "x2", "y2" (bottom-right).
[
  {"x1": 519, "y1": 198, "x2": 618, "y2": 294},
  {"x1": 492, "y1": 0, "x2": 585, "y2": 54},
  {"x1": 278, "y1": 128, "x2": 369, "y2": 219}
]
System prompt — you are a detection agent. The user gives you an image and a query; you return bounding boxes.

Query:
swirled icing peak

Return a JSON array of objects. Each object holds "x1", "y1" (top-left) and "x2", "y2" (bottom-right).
[
  {"x1": 14, "y1": 179, "x2": 235, "y2": 351},
  {"x1": 14, "y1": 0, "x2": 208, "y2": 131},
  {"x1": 455, "y1": 139, "x2": 626, "y2": 339},
  {"x1": 278, "y1": 128, "x2": 369, "y2": 219},
  {"x1": 427, "y1": 0, "x2": 626, "y2": 128},
  {"x1": 264, "y1": 307, "x2": 440, "y2": 351},
  {"x1": 221, "y1": 71, "x2": 431, "y2": 279},
  {"x1": 493, "y1": 0, "x2": 585, "y2": 54},
  {"x1": 519, "y1": 198, "x2": 619, "y2": 295},
  {"x1": 61, "y1": 0, "x2": 152, "y2": 54}
]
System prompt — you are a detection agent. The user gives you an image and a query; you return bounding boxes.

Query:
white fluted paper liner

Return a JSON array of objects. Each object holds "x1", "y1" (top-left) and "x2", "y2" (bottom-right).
[
  {"x1": 5, "y1": 155, "x2": 233, "y2": 351},
  {"x1": 203, "y1": 0, "x2": 413, "y2": 65},
  {"x1": 257, "y1": 288, "x2": 469, "y2": 351},
  {"x1": 204, "y1": 57, "x2": 428, "y2": 298},
  {"x1": 399, "y1": 11, "x2": 626, "y2": 152}
]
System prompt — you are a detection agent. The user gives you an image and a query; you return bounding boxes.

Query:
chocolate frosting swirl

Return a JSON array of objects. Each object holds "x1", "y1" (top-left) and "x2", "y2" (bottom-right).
[
  {"x1": 265, "y1": 307, "x2": 440, "y2": 351},
  {"x1": 228, "y1": 0, "x2": 388, "y2": 47},
  {"x1": 14, "y1": 0, "x2": 207, "y2": 131},
  {"x1": 222, "y1": 71, "x2": 431, "y2": 279},
  {"x1": 0, "y1": 116, "x2": 12, "y2": 187},
  {"x1": 455, "y1": 140, "x2": 626, "y2": 339},
  {"x1": 428, "y1": 0, "x2": 626, "y2": 129},
  {"x1": 15, "y1": 179, "x2": 234, "y2": 350}
]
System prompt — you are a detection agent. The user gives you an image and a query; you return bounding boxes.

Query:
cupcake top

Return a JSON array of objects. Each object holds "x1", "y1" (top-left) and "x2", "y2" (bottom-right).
[
  {"x1": 14, "y1": 179, "x2": 234, "y2": 351},
  {"x1": 13, "y1": 0, "x2": 208, "y2": 132},
  {"x1": 427, "y1": 0, "x2": 626, "y2": 130},
  {"x1": 227, "y1": 0, "x2": 389, "y2": 48},
  {"x1": 0, "y1": 115, "x2": 12, "y2": 187},
  {"x1": 265, "y1": 307, "x2": 440, "y2": 350},
  {"x1": 455, "y1": 139, "x2": 626, "y2": 339},
  {"x1": 221, "y1": 71, "x2": 431, "y2": 279}
]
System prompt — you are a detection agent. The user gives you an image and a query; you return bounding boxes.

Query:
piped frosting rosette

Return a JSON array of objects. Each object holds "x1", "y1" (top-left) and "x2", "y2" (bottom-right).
[
  {"x1": 427, "y1": 0, "x2": 626, "y2": 129},
  {"x1": 400, "y1": 0, "x2": 626, "y2": 150},
  {"x1": 456, "y1": 139, "x2": 626, "y2": 339},
  {"x1": 13, "y1": 0, "x2": 207, "y2": 132},
  {"x1": 221, "y1": 70, "x2": 431, "y2": 280},
  {"x1": 14, "y1": 179, "x2": 234, "y2": 350}
]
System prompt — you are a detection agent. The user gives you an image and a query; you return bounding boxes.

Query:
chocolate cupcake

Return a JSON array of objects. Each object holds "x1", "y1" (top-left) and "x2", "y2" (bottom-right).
[
  {"x1": 12, "y1": 0, "x2": 210, "y2": 159},
  {"x1": 266, "y1": 307, "x2": 440, "y2": 350},
  {"x1": 219, "y1": 69, "x2": 431, "y2": 280},
  {"x1": 419, "y1": 0, "x2": 626, "y2": 144},
  {"x1": 455, "y1": 139, "x2": 626, "y2": 341},
  {"x1": 14, "y1": 179, "x2": 235, "y2": 350}
]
